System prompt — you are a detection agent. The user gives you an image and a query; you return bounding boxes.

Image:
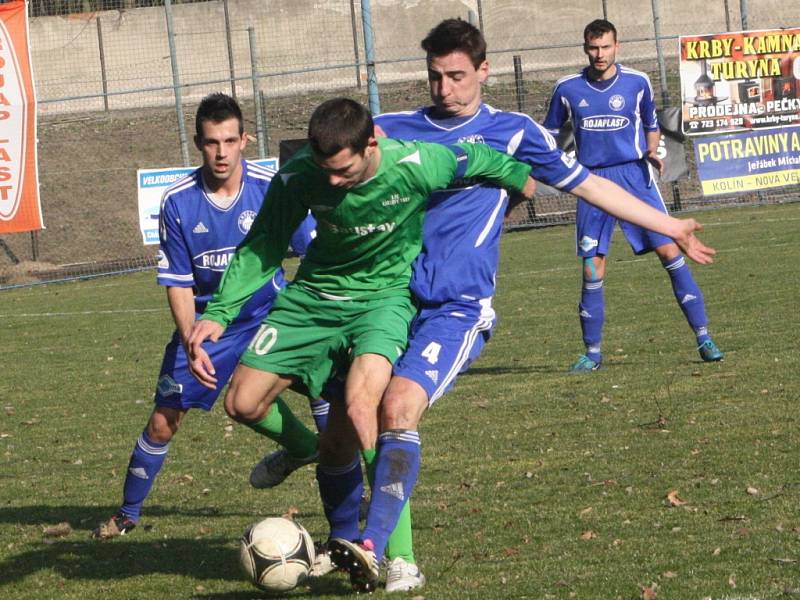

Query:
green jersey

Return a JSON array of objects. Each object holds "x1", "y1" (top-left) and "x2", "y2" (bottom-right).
[{"x1": 202, "y1": 137, "x2": 531, "y2": 327}]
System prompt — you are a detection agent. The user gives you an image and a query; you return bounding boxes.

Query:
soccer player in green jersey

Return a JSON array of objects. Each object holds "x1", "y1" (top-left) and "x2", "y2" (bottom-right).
[{"x1": 186, "y1": 97, "x2": 535, "y2": 565}]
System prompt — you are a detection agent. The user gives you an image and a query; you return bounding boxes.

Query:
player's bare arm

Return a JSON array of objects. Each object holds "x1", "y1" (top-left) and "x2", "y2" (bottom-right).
[
  {"x1": 645, "y1": 129, "x2": 665, "y2": 176},
  {"x1": 571, "y1": 173, "x2": 715, "y2": 264},
  {"x1": 187, "y1": 319, "x2": 225, "y2": 389},
  {"x1": 166, "y1": 286, "x2": 196, "y2": 349}
]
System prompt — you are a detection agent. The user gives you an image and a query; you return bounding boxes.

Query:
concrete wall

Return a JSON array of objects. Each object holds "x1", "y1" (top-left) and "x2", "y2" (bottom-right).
[{"x1": 28, "y1": 0, "x2": 800, "y2": 115}]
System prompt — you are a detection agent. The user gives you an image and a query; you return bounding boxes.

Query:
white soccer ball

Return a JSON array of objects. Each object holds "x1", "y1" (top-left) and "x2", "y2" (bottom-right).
[{"x1": 239, "y1": 517, "x2": 316, "y2": 593}]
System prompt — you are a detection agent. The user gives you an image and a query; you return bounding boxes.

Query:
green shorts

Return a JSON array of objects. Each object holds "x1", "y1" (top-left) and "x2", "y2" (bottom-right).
[{"x1": 240, "y1": 284, "x2": 415, "y2": 398}]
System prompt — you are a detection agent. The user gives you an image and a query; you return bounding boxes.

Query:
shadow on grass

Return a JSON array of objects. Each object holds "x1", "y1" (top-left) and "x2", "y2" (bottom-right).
[
  {"x1": 464, "y1": 363, "x2": 558, "y2": 376},
  {"x1": 0, "y1": 534, "x2": 353, "y2": 596},
  {"x1": 0, "y1": 504, "x2": 325, "y2": 530}
]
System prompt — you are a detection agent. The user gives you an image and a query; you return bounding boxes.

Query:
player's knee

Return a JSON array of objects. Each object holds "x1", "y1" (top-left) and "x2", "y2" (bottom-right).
[
  {"x1": 147, "y1": 409, "x2": 180, "y2": 444},
  {"x1": 381, "y1": 380, "x2": 427, "y2": 430}
]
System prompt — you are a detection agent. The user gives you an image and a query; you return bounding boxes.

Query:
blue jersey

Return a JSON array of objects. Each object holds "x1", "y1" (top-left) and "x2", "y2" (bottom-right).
[
  {"x1": 543, "y1": 65, "x2": 659, "y2": 169},
  {"x1": 157, "y1": 160, "x2": 290, "y2": 327},
  {"x1": 375, "y1": 103, "x2": 588, "y2": 304}
]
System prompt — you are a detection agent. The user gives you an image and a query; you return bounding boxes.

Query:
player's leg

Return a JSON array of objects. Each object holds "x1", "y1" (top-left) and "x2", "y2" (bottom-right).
[
  {"x1": 328, "y1": 295, "x2": 415, "y2": 591},
  {"x1": 360, "y1": 304, "x2": 492, "y2": 591},
  {"x1": 653, "y1": 242, "x2": 723, "y2": 361},
  {"x1": 238, "y1": 287, "x2": 347, "y2": 487},
  {"x1": 94, "y1": 325, "x2": 250, "y2": 539},
  {"x1": 617, "y1": 161, "x2": 723, "y2": 362},
  {"x1": 571, "y1": 196, "x2": 615, "y2": 372}
]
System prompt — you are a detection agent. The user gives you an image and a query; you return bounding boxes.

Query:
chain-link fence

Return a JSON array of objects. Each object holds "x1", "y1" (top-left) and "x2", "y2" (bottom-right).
[{"x1": 1, "y1": 0, "x2": 798, "y2": 287}]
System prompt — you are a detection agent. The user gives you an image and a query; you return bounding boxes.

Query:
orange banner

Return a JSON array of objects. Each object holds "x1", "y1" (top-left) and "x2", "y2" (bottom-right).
[{"x1": 0, "y1": 1, "x2": 41, "y2": 233}]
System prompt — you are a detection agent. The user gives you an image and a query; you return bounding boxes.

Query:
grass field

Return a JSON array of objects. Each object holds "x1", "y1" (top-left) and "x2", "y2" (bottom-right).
[{"x1": 1, "y1": 203, "x2": 798, "y2": 600}]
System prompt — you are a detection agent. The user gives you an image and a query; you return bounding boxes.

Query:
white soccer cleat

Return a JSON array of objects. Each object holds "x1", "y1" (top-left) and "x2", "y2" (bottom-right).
[
  {"x1": 249, "y1": 449, "x2": 319, "y2": 489},
  {"x1": 385, "y1": 556, "x2": 426, "y2": 593}
]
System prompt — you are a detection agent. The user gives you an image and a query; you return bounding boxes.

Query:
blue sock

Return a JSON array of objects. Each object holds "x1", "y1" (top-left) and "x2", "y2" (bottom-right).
[
  {"x1": 362, "y1": 430, "x2": 421, "y2": 561},
  {"x1": 663, "y1": 255, "x2": 710, "y2": 344},
  {"x1": 120, "y1": 431, "x2": 169, "y2": 522},
  {"x1": 308, "y1": 398, "x2": 329, "y2": 433},
  {"x1": 316, "y1": 458, "x2": 363, "y2": 541},
  {"x1": 579, "y1": 278, "x2": 604, "y2": 362}
]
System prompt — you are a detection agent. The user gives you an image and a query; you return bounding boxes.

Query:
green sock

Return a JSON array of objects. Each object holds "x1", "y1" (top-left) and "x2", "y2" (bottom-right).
[
  {"x1": 361, "y1": 447, "x2": 416, "y2": 564},
  {"x1": 245, "y1": 396, "x2": 318, "y2": 458}
]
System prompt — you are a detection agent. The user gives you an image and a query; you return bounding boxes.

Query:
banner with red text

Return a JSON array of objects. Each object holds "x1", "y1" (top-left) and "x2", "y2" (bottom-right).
[
  {"x1": 0, "y1": 1, "x2": 41, "y2": 234},
  {"x1": 679, "y1": 28, "x2": 800, "y2": 136}
]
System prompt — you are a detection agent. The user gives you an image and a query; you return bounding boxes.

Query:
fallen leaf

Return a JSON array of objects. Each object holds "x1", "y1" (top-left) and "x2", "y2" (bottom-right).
[
  {"x1": 661, "y1": 571, "x2": 678, "y2": 578},
  {"x1": 43, "y1": 522, "x2": 72, "y2": 538},
  {"x1": 736, "y1": 528, "x2": 752, "y2": 536},
  {"x1": 712, "y1": 547, "x2": 721, "y2": 556},
  {"x1": 410, "y1": 596, "x2": 425, "y2": 600},
  {"x1": 746, "y1": 486, "x2": 759, "y2": 496},
  {"x1": 580, "y1": 530, "x2": 597, "y2": 540},
  {"x1": 771, "y1": 557, "x2": 798, "y2": 564},
  {"x1": 728, "y1": 574, "x2": 736, "y2": 588},
  {"x1": 641, "y1": 583, "x2": 658, "y2": 599},
  {"x1": 579, "y1": 507, "x2": 593, "y2": 517},
  {"x1": 502, "y1": 546, "x2": 520, "y2": 556},
  {"x1": 283, "y1": 506, "x2": 300, "y2": 520},
  {"x1": 666, "y1": 490, "x2": 687, "y2": 506}
]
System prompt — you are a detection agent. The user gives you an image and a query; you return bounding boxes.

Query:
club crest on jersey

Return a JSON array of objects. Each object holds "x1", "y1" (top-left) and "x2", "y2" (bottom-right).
[
  {"x1": 609, "y1": 94, "x2": 625, "y2": 111},
  {"x1": 579, "y1": 235, "x2": 599, "y2": 252},
  {"x1": 580, "y1": 115, "x2": 630, "y2": 131},
  {"x1": 458, "y1": 134, "x2": 485, "y2": 144},
  {"x1": 238, "y1": 210, "x2": 257, "y2": 234}
]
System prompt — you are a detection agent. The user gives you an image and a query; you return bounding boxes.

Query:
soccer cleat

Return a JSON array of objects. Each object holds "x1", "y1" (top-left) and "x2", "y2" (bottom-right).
[
  {"x1": 91, "y1": 513, "x2": 136, "y2": 539},
  {"x1": 309, "y1": 542, "x2": 336, "y2": 578},
  {"x1": 328, "y1": 537, "x2": 380, "y2": 593},
  {"x1": 568, "y1": 354, "x2": 601, "y2": 374},
  {"x1": 698, "y1": 339, "x2": 724, "y2": 362},
  {"x1": 385, "y1": 557, "x2": 426, "y2": 593},
  {"x1": 249, "y1": 449, "x2": 319, "y2": 489}
]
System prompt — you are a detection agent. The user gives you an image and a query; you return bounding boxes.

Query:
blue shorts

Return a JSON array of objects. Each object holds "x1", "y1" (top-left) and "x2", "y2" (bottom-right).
[
  {"x1": 393, "y1": 300, "x2": 495, "y2": 405},
  {"x1": 154, "y1": 320, "x2": 260, "y2": 411},
  {"x1": 576, "y1": 160, "x2": 673, "y2": 257}
]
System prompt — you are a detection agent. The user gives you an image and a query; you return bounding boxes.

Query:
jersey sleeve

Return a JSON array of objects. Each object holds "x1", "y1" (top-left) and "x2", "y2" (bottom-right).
[
  {"x1": 288, "y1": 212, "x2": 317, "y2": 256},
  {"x1": 449, "y1": 142, "x2": 532, "y2": 192},
  {"x1": 640, "y1": 73, "x2": 659, "y2": 131},
  {"x1": 156, "y1": 194, "x2": 194, "y2": 288},
  {"x1": 201, "y1": 175, "x2": 308, "y2": 327},
  {"x1": 514, "y1": 119, "x2": 588, "y2": 192},
  {"x1": 543, "y1": 84, "x2": 569, "y2": 136}
]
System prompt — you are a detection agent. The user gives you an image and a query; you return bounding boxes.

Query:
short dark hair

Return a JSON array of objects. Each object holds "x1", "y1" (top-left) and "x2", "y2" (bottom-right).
[
  {"x1": 195, "y1": 93, "x2": 243, "y2": 138},
  {"x1": 421, "y1": 18, "x2": 486, "y2": 69},
  {"x1": 308, "y1": 98, "x2": 374, "y2": 158},
  {"x1": 584, "y1": 19, "x2": 617, "y2": 43}
]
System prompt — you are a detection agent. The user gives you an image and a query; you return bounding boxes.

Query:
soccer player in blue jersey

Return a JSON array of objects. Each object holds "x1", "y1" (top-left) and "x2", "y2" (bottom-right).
[
  {"x1": 92, "y1": 93, "x2": 319, "y2": 539},
  {"x1": 543, "y1": 19, "x2": 724, "y2": 373},
  {"x1": 324, "y1": 19, "x2": 717, "y2": 592}
]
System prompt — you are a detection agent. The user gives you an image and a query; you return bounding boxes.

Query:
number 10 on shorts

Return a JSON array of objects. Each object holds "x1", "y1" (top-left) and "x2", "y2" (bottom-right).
[{"x1": 248, "y1": 325, "x2": 278, "y2": 355}]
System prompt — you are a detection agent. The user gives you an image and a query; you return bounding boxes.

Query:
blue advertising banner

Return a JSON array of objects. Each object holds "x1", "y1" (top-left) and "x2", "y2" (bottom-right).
[{"x1": 693, "y1": 126, "x2": 800, "y2": 195}]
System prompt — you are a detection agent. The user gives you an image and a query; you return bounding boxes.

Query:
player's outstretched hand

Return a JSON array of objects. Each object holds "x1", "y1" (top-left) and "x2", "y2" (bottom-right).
[
  {"x1": 674, "y1": 218, "x2": 716, "y2": 265},
  {"x1": 188, "y1": 319, "x2": 224, "y2": 389}
]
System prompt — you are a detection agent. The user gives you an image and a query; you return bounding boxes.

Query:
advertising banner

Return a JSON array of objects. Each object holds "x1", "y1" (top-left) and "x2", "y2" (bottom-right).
[
  {"x1": 0, "y1": 1, "x2": 42, "y2": 234},
  {"x1": 693, "y1": 125, "x2": 800, "y2": 195},
  {"x1": 137, "y1": 158, "x2": 278, "y2": 245},
  {"x1": 679, "y1": 28, "x2": 800, "y2": 135}
]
